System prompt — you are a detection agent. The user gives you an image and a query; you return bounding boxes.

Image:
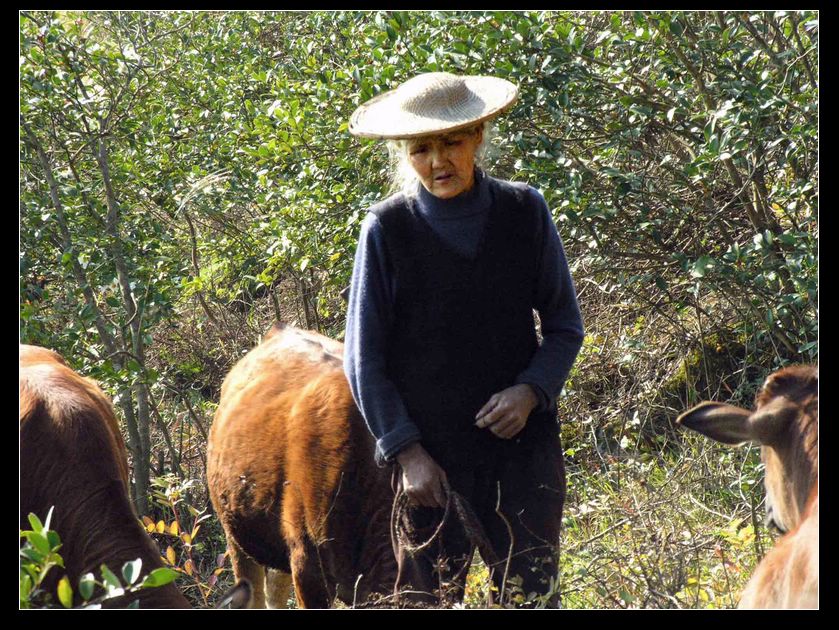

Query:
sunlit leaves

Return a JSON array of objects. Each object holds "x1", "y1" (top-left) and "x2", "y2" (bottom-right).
[
  {"x1": 122, "y1": 559, "x2": 143, "y2": 585},
  {"x1": 140, "y1": 567, "x2": 179, "y2": 588},
  {"x1": 21, "y1": 510, "x2": 179, "y2": 609},
  {"x1": 690, "y1": 256, "x2": 716, "y2": 279}
]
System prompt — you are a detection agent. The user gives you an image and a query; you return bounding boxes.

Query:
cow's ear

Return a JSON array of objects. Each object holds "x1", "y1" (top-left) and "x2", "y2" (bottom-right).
[
  {"x1": 747, "y1": 396, "x2": 798, "y2": 446},
  {"x1": 677, "y1": 401, "x2": 753, "y2": 445}
]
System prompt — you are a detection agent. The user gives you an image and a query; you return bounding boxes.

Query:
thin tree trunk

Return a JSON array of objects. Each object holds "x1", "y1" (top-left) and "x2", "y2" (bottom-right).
[
  {"x1": 133, "y1": 383, "x2": 152, "y2": 516},
  {"x1": 94, "y1": 132, "x2": 152, "y2": 515},
  {"x1": 147, "y1": 388, "x2": 185, "y2": 477},
  {"x1": 298, "y1": 275, "x2": 314, "y2": 329},
  {"x1": 22, "y1": 117, "x2": 151, "y2": 512},
  {"x1": 116, "y1": 394, "x2": 144, "y2": 510},
  {"x1": 51, "y1": 29, "x2": 153, "y2": 513},
  {"x1": 269, "y1": 283, "x2": 283, "y2": 323}
]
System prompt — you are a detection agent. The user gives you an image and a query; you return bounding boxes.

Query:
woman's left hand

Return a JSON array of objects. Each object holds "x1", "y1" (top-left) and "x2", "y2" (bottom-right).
[{"x1": 475, "y1": 384, "x2": 540, "y2": 439}]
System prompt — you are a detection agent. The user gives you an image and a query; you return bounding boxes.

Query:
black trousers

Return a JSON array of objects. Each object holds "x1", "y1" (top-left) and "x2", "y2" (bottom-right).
[{"x1": 392, "y1": 429, "x2": 566, "y2": 608}]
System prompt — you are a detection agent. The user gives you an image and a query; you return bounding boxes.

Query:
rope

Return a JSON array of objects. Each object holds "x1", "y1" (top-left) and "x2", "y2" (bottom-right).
[
  {"x1": 391, "y1": 479, "x2": 501, "y2": 569},
  {"x1": 391, "y1": 480, "x2": 452, "y2": 556}
]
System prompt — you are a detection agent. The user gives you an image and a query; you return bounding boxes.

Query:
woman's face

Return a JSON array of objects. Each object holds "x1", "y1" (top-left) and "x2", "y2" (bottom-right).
[{"x1": 406, "y1": 126, "x2": 484, "y2": 199}]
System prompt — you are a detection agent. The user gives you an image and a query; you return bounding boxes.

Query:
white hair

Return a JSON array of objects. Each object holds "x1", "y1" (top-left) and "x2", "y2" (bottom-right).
[{"x1": 385, "y1": 122, "x2": 496, "y2": 198}]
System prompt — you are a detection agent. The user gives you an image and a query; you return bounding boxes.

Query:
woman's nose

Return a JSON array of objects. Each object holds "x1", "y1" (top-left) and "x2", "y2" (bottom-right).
[{"x1": 430, "y1": 146, "x2": 448, "y2": 168}]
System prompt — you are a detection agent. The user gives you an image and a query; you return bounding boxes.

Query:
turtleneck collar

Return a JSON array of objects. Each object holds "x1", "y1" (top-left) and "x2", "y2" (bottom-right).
[{"x1": 414, "y1": 168, "x2": 492, "y2": 220}]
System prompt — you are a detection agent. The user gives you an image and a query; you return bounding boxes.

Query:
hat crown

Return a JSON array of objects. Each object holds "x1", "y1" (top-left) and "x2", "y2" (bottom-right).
[
  {"x1": 399, "y1": 73, "x2": 474, "y2": 116},
  {"x1": 349, "y1": 72, "x2": 517, "y2": 139}
]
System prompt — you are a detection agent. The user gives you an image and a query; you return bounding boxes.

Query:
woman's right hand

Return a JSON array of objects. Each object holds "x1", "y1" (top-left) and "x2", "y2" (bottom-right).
[{"x1": 395, "y1": 442, "x2": 448, "y2": 508}]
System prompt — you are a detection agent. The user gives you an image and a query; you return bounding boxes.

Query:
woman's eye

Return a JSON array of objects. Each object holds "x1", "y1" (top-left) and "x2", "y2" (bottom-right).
[
  {"x1": 445, "y1": 140, "x2": 462, "y2": 147},
  {"x1": 409, "y1": 146, "x2": 427, "y2": 155}
]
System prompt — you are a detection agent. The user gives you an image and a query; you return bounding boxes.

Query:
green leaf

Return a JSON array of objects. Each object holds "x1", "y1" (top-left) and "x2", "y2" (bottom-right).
[
  {"x1": 46, "y1": 529, "x2": 61, "y2": 551},
  {"x1": 21, "y1": 562, "x2": 40, "y2": 585},
  {"x1": 690, "y1": 255, "x2": 715, "y2": 278},
  {"x1": 78, "y1": 573, "x2": 96, "y2": 601},
  {"x1": 20, "y1": 573, "x2": 33, "y2": 606},
  {"x1": 798, "y1": 341, "x2": 818, "y2": 353},
  {"x1": 28, "y1": 513, "x2": 45, "y2": 534},
  {"x1": 122, "y1": 558, "x2": 143, "y2": 585},
  {"x1": 26, "y1": 531, "x2": 51, "y2": 557},
  {"x1": 140, "y1": 567, "x2": 179, "y2": 588},
  {"x1": 20, "y1": 545, "x2": 46, "y2": 565},
  {"x1": 57, "y1": 575, "x2": 74, "y2": 608},
  {"x1": 100, "y1": 564, "x2": 122, "y2": 590}
]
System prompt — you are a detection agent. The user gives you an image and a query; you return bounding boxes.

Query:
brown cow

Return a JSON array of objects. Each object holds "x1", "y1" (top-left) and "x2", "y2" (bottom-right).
[
  {"x1": 677, "y1": 365, "x2": 818, "y2": 608},
  {"x1": 19, "y1": 344, "x2": 191, "y2": 608},
  {"x1": 207, "y1": 323, "x2": 397, "y2": 608}
]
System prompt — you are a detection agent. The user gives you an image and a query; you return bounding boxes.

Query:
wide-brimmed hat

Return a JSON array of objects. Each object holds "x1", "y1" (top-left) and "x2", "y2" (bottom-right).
[{"x1": 349, "y1": 72, "x2": 518, "y2": 140}]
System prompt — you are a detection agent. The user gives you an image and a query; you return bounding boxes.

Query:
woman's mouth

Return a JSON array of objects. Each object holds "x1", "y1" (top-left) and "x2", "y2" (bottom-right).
[{"x1": 434, "y1": 173, "x2": 453, "y2": 182}]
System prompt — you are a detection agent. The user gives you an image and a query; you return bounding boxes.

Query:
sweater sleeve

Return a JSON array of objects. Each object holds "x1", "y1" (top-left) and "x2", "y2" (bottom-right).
[
  {"x1": 514, "y1": 187, "x2": 585, "y2": 411},
  {"x1": 343, "y1": 212, "x2": 422, "y2": 466}
]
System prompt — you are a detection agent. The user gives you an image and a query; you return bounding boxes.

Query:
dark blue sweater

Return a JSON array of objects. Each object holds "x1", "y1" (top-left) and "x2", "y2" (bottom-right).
[{"x1": 343, "y1": 170, "x2": 584, "y2": 465}]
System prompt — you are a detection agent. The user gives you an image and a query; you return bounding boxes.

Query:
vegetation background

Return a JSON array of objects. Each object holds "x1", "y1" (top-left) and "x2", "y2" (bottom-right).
[{"x1": 20, "y1": 10, "x2": 818, "y2": 608}]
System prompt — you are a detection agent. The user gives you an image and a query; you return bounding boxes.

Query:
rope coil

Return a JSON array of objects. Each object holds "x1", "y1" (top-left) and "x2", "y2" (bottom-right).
[{"x1": 390, "y1": 479, "x2": 501, "y2": 568}]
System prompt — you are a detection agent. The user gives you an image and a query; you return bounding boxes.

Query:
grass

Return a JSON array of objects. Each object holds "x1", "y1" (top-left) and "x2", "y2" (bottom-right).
[{"x1": 456, "y1": 440, "x2": 772, "y2": 609}]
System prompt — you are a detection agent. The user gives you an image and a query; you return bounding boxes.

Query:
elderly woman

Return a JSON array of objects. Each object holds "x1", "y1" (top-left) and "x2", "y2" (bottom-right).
[{"x1": 343, "y1": 72, "x2": 584, "y2": 607}]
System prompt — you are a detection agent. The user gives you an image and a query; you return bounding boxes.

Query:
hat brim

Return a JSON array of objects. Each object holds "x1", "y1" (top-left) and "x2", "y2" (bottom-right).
[{"x1": 349, "y1": 75, "x2": 518, "y2": 140}]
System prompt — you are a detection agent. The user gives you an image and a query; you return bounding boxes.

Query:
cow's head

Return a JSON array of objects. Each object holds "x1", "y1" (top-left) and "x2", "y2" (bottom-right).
[{"x1": 677, "y1": 365, "x2": 818, "y2": 534}]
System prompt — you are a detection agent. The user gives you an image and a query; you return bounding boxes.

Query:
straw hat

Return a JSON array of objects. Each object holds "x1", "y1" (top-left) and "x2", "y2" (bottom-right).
[{"x1": 349, "y1": 72, "x2": 518, "y2": 139}]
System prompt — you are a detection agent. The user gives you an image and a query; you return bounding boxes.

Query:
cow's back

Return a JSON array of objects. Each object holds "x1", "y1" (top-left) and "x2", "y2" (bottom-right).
[{"x1": 207, "y1": 325, "x2": 391, "y2": 600}]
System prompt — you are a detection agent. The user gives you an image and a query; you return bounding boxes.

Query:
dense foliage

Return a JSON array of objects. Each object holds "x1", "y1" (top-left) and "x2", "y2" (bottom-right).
[{"x1": 20, "y1": 11, "x2": 817, "y2": 608}]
